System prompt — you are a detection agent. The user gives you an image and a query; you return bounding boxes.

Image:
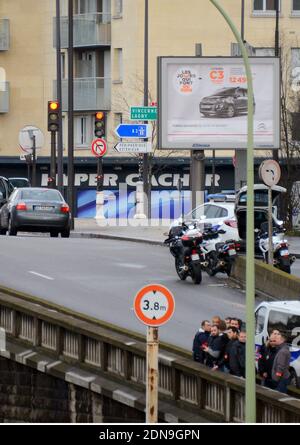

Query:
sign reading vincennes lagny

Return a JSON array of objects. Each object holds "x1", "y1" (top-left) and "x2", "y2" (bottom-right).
[{"x1": 158, "y1": 57, "x2": 280, "y2": 150}]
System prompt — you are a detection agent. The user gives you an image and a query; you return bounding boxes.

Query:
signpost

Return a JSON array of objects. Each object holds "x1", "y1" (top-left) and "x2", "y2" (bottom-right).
[
  {"x1": 115, "y1": 124, "x2": 150, "y2": 139},
  {"x1": 91, "y1": 138, "x2": 107, "y2": 220},
  {"x1": 259, "y1": 159, "x2": 281, "y2": 266},
  {"x1": 134, "y1": 284, "x2": 175, "y2": 423},
  {"x1": 130, "y1": 106, "x2": 157, "y2": 121},
  {"x1": 19, "y1": 126, "x2": 44, "y2": 187},
  {"x1": 115, "y1": 142, "x2": 152, "y2": 153}
]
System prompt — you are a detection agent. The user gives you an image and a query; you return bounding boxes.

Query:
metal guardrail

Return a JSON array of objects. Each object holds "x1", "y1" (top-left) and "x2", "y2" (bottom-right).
[
  {"x1": 53, "y1": 13, "x2": 111, "y2": 48},
  {"x1": 55, "y1": 77, "x2": 111, "y2": 111},
  {"x1": 0, "y1": 82, "x2": 9, "y2": 113},
  {"x1": 0, "y1": 19, "x2": 9, "y2": 51},
  {"x1": 0, "y1": 295, "x2": 300, "y2": 423}
]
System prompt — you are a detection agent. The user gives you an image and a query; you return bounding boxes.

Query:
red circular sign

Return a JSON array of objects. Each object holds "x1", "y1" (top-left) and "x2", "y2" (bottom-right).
[
  {"x1": 134, "y1": 284, "x2": 175, "y2": 327},
  {"x1": 91, "y1": 138, "x2": 107, "y2": 158}
]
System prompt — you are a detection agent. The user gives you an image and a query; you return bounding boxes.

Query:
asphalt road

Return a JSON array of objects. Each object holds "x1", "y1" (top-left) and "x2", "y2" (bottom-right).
[{"x1": 0, "y1": 235, "x2": 248, "y2": 351}]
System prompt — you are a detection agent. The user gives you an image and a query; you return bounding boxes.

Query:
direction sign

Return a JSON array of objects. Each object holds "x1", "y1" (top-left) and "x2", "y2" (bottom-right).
[
  {"x1": 115, "y1": 124, "x2": 150, "y2": 139},
  {"x1": 130, "y1": 106, "x2": 157, "y2": 121},
  {"x1": 134, "y1": 284, "x2": 175, "y2": 327},
  {"x1": 115, "y1": 142, "x2": 152, "y2": 153},
  {"x1": 259, "y1": 159, "x2": 281, "y2": 187},
  {"x1": 91, "y1": 138, "x2": 107, "y2": 158}
]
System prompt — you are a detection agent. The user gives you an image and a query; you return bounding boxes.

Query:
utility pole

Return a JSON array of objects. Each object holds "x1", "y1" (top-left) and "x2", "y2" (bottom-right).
[
  {"x1": 191, "y1": 43, "x2": 205, "y2": 209},
  {"x1": 273, "y1": 0, "x2": 280, "y2": 162},
  {"x1": 56, "y1": 0, "x2": 64, "y2": 194},
  {"x1": 241, "y1": 0, "x2": 245, "y2": 42},
  {"x1": 50, "y1": 131, "x2": 57, "y2": 188},
  {"x1": 29, "y1": 131, "x2": 37, "y2": 187},
  {"x1": 143, "y1": 0, "x2": 150, "y2": 218},
  {"x1": 68, "y1": 0, "x2": 74, "y2": 229}
]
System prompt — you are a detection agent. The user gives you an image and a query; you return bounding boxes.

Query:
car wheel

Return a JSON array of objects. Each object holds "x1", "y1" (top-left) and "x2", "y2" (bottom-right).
[
  {"x1": 61, "y1": 229, "x2": 70, "y2": 238},
  {"x1": 50, "y1": 231, "x2": 59, "y2": 238},
  {"x1": 226, "y1": 105, "x2": 235, "y2": 118},
  {"x1": 0, "y1": 227, "x2": 6, "y2": 235},
  {"x1": 8, "y1": 218, "x2": 17, "y2": 236}
]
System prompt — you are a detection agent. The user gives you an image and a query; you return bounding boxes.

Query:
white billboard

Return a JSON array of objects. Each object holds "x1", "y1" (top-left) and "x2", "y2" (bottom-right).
[{"x1": 158, "y1": 57, "x2": 280, "y2": 150}]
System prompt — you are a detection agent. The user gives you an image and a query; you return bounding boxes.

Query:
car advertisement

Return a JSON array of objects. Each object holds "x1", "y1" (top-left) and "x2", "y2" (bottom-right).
[{"x1": 158, "y1": 57, "x2": 280, "y2": 150}]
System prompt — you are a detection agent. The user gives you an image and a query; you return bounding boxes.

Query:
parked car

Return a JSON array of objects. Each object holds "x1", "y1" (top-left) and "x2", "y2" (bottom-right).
[
  {"x1": 255, "y1": 300, "x2": 300, "y2": 388},
  {"x1": 0, "y1": 187, "x2": 71, "y2": 237},
  {"x1": 200, "y1": 86, "x2": 255, "y2": 118},
  {"x1": 8, "y1": 177, "x2": 31, "y2": 188},
  {"x1": 0, "y1": 176, "x2": 14, "y2": 209},
  {"x1": 169, "y1": 201, "x2": 239, "y2": 241}
]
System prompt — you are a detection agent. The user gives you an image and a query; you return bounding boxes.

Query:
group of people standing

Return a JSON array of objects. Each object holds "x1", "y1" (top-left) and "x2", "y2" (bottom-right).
[{"x1": 192, "y1": 316, "x2": 291, "y2": 393}]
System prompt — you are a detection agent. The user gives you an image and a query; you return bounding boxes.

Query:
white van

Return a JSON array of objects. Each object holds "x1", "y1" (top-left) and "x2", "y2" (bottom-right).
[{"x1": 255, "y1": 301, "x2": 300, "y2": 387}]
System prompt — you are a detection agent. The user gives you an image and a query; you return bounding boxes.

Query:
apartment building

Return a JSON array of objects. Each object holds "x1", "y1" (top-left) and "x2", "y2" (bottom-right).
[{"x1": 1, "y1": 0, "x2": 300, "y2": 214}]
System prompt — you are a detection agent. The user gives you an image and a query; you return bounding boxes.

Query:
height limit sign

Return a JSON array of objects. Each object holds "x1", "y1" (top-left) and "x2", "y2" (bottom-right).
[{"x1": 134, "y1": 284, "x2": 175, "y2": 327}]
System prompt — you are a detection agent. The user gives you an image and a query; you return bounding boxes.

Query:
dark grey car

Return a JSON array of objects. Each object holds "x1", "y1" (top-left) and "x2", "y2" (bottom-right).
[
  {"x1": 200, "y1": 87, "x2": 255, "y2": 118},
  {"x1": 0, "y1": 188, "x2": 71, "y2": 237}
]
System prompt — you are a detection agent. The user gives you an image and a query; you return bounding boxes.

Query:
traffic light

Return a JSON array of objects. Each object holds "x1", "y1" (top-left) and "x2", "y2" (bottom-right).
[
  {"x1": 94, "y1": 111, "x2": 106, "y2": 138},
  {"x1": 48, "y1": 101, "x2": 60, "y2": 132}
]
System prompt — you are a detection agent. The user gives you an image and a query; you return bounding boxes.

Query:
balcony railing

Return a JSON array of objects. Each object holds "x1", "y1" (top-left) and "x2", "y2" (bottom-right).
[
  {"x1": 54, "y1": 77, "x2": 111, "y2": 111},
  {"x1": 0, "y1": 19, "x2": 10, "y2": 51},
  {"x1": 0, "y1": 82, "x2": 9, "y2": 113},
  {"x1": 54, "y1": 13, "x2": 111, "y2": 48}
]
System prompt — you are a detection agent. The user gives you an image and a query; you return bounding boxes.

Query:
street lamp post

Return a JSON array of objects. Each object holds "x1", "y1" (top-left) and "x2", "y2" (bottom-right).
[
  {"x1": 56, "y1": 0, "x2": 64, "y2": 193},
  {"x1": 143, "y1": 0, "x2": 150, "y2": 218},
  {"x1": 209, "y1": 0, "x2": 256, "y2": 423}
]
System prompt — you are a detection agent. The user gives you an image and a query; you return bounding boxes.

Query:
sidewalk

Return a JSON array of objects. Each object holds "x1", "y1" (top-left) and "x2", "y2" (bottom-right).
[
  {"x1": 72, "y1": 218, "x2": 170, "y2": 245},
  {"x1": 72, "y1": 218, "x2": 300, "y2": 256}
]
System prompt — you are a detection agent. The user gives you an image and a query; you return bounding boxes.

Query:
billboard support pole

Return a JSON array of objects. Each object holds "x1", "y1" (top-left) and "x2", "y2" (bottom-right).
[
  {"x1": 191, "y1": 43, "x2": 205, "y2": 209},
  {"x1": 209, "y1": 0, "x2": 255, "y2": 423}
]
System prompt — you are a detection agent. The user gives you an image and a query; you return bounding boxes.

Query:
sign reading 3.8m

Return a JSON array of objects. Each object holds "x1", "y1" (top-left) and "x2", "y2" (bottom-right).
[
  {"x1": 134, "y1": 284, "x2": 175, "y2": 327},
  {"x1": 158, "y1": 57, "x2": 280, "y2": 150}
]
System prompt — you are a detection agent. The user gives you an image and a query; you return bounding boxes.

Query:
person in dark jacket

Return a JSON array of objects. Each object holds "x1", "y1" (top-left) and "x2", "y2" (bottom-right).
[
  {"x1": 229, "y1": 330, "x2": 246, "y2": 377},
  {"x1": 212, "y1": 320, "x2": 229, "y2": 371},
  {"x1": 203, "y1": 324, "x2": 223, "y2": 368},
  {"x1": 271, "y1": 331, "x2": 291, "y2": 393},
  {"x1": 216, "y1": 326, "x2": 239, "y2": 372},
  {"x1": 192, "y1": 320, "x2": 211, "y2": 363},
  {"x1": 258, "y1": 330, "x2": 279, "y2": 389}
]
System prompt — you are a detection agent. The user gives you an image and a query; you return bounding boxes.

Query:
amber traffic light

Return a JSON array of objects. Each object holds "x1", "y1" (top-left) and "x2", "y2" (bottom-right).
[
  {"x1": 94, "y1": 111, "x2": 106, "y2": 138},
  {"x1": 48, "y1": 101, "x2": 60, "y2": 132}
]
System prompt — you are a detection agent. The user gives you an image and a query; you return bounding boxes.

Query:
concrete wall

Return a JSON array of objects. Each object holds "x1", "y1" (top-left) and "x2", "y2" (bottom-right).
[
  {"x1": 231, "y1": 256, "x2": 300, "y2": 300},
  {"x1": 0, "y1": 357, "x2": 144, "y2": 423}
]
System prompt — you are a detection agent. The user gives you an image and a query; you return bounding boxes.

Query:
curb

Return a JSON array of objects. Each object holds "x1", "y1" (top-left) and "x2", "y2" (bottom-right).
[{"x1": 71, "y1": 231, "x2": 165, "y2": 246}]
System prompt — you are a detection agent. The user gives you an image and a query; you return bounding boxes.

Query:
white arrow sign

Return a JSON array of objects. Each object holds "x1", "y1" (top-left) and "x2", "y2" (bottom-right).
[{"x1": 115, "y1": 142, "x2": 152, "y2": 153}]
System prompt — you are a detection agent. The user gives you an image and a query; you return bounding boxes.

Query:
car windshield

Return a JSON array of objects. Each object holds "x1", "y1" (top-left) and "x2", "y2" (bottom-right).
[
  {"x1": 20, "y1": 189, "x2": 63, "y2": 201},
  {"x1": 9, "y1": 178, "x2": 30, "y2": 188},
  {"x1": 213, "y1": 88, "x2": 242, "y2": 96}
]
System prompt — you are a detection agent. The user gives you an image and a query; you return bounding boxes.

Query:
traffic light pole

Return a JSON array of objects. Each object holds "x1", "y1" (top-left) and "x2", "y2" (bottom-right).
[
  {"x1": 32, "y1": 135, "x2": 37, "y2": 187},
  {"x1": 143, "y1": 0, "x2": 150, "y2": 219},
  {"x1": 68, "y1": 0, "x2": 74, "y2": 229},
  {"x1": 50, "y1": 131, "x2": 57, "y2": 188}
]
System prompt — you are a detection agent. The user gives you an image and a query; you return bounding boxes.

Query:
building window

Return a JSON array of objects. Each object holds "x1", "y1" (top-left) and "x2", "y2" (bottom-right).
[
  {"x1": 114, "y1": 48, "x2": 123, "y2": 82},
  {"x1": 114, "y1": 0, "x2": 123, "y2": 17},
  {"x1": 253, "y1": 0, "x2": 280, "y2": 13},
  {"x1": 291, "y1": 48, "x2": 300, "y2": 83},
  {"x1": 75, "y1": 115, "x2": 92, "y2": 147},
  {"x1": 255, "y1": 47, "x2": 276, "y2": 56},
  {"x1": 292, "y1": 0, "x2": 300, "y2": 13}
]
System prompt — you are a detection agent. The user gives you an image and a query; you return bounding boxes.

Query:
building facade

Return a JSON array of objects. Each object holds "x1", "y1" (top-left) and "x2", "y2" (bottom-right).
[{"x1": 0, "y1": 0, "x2": 300, "y2": 215}]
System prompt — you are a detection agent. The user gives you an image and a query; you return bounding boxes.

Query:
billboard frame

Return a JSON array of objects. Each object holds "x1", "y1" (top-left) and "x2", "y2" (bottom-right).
[{"x1": 157, "y1": 56, "x2": 281, "y2": 150}]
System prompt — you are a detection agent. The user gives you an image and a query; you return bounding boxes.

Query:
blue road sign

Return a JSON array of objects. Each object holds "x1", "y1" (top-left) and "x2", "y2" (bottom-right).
[{"x1": 115, "y1": 124, "x2": 150, "y2": 139}]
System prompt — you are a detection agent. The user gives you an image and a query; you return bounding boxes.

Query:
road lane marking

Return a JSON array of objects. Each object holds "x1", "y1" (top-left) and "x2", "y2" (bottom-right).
[
  {"x1": 116, "y1": 263, "x2": 146, "y2": 269},
  {"x1": 28, "y1": 271, "x2": 54, "y2": 281}
]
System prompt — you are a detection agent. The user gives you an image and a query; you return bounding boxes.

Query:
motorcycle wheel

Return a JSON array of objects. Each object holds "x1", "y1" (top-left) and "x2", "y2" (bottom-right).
[
  {"x1": 175, "y1": 258, "x2": 188, "y2": 281},
  {"x1": 206, "y1": 251, "x2": 217, "y2": 277},
  {"x1": 190, "y1": 263, "x2": 202, "y2": 285},
  {"x1": 225, "y1": 263, "x2": 232, "y2": 277}
]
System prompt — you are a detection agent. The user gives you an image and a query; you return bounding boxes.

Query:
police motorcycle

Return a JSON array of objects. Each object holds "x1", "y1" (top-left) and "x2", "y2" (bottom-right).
[
  {"x1": 201, "y1": 226, "x2": 238, "y2": 277},
  {"x1": 164, "y1": 222, "x2": 208, "y2": 284},
  {"x1": 256, "y1": 221, "x2": 296, "y2": 274}
]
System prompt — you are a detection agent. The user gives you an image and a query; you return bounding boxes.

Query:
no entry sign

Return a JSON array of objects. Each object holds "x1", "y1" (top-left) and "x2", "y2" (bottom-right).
[
  {"x1": 134, "y1": 284, "x2": 175, "y2": 327},
  {"x1": 91, "y1": 138, "x2": 107, "y2": 158}
]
